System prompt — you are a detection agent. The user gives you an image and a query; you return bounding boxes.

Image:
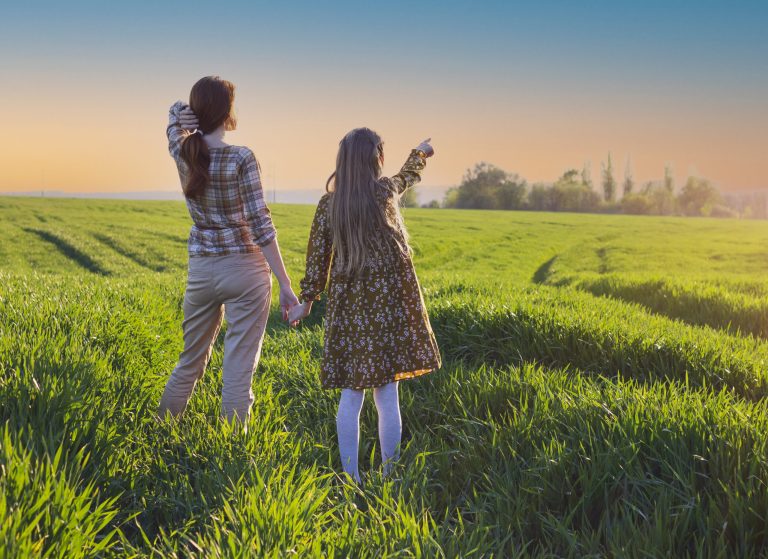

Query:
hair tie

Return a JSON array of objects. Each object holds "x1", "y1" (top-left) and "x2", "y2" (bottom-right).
[{"x1": 194, "y1": 129, "x2": 204, "y2": 137}]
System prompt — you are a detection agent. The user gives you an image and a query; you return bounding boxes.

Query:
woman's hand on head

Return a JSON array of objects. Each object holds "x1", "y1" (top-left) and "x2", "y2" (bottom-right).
[
  {"x1": 416, "y1": 138, "x2": 434, "y2": 158},
  {"x1": 179, "y1": 105, "x2": 199, "y2": 131}
]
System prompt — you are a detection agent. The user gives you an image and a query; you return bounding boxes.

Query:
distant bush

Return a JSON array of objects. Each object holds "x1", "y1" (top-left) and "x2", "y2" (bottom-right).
[
  {"x1": 528, "y1": 173, "x2": 604, "y2": 213},
  {"x1": 527, "y1": 183, "x2": 552, "y2": 211},
  {"x1": 642, "y1": 182, "x2": 676, "y2": 215},
  {"x1": 708, "y1": 204, "x2": 739, "y2": 218},
  {"x1": 678, "y1": 177, "x2": 721, "y2": 216},
  {"x1": 725, "y1": 191, "x2": 768, "y2": 220},
  {"x1": 621, "y1": 193, "x2": 653, "y2": 215},
  {"x1": 443, "y1": 162, "x2": 527, "y2": 210},
  {"x1": 441, "y1": 162, "x2": 759, "y2": 219}
]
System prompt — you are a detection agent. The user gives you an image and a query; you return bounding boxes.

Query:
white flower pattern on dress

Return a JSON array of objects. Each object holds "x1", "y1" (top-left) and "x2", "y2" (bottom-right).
[{"x1": 299, "y1": 150, "x2": 442, "y2": 389}]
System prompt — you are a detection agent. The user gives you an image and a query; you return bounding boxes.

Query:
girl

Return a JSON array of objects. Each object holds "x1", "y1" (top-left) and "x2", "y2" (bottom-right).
[
  {"x1": 159, "y1": 76, "x2": 298, "y2": 423},
  {"x1": 288, "y1": 129, "x2": 441, "y2": 482}
]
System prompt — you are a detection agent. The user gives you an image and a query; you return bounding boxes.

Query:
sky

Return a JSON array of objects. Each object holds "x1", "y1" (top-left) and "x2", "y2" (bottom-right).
[{"x1": 0, "y1": 0, "x2": 766, "y2": 198}]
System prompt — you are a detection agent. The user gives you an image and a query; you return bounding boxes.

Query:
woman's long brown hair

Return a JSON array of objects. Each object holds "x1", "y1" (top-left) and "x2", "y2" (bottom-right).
[
  {"x1": 180, "y1": 76, "x2": 237, "y2": 198},
  {"x1": 326, "y1": 128, "x2": 410, "y2": 277}
]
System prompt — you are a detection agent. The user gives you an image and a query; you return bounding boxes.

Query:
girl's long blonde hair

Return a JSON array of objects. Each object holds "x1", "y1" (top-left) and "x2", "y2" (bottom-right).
[{"x1": 326, "y1": 128, "x2": 410, "y2": 277}]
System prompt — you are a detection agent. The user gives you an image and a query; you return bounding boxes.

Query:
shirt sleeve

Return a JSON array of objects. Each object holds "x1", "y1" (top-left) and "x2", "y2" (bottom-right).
[
  {"x1": 299, "y1": 194, "x2": 333, "y2": 303},
  {"x1": 380, "y1": 149, "x2": 428, "y2": 196},
  {"x1": 238, "y1": 149, "x2": 277, "y2": 247},
  {"x1": 167, "y1": 101, "x2": 188, "y2": 162}
]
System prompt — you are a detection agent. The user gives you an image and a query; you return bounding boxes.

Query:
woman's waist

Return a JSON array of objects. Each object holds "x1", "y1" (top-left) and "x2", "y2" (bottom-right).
[
  {"x1": 187, "y1": 232, "x2": 265, "y2": 256},
  {"x1": 190, "y1": 221, "x2": 250, "y2": 232},
  {"x1": 188, "y1": 250, "x2": 269, "y2": 271},
  {"x1": 187, "y1": 223, "x2": 259, "y2": 248}
]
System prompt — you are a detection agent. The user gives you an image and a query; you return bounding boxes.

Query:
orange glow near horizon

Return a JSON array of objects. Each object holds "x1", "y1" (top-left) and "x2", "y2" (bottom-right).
[{"x1": 2, "y1": 86, "x2": 765, "y2": 195}]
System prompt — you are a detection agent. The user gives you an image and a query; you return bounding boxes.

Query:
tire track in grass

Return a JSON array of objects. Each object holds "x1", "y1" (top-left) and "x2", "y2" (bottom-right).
[
  {"x1": 542, "y1": 273, "x2": 768, "y2": 340},
  {"x1": 532, "y1": 255, "x2": 558, "y2": 284},
  {"x1": 572, "y1": 275, "x2": 768, "y2": 339},
  {"x1": 428, "y1": 286, "x2": 768, "y2": 400},
  {"x1": 596, "y1": 246, "x2": 609, "y2": 274},
  {"x1": 22, "y1": 228, "x2": 110, "y2": 276}
]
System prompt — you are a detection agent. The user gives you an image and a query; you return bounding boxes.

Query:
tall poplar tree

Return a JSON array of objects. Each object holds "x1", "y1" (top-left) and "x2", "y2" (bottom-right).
[
  {"x1": 623, "y1": 156, "x2": 634, "y2": 197},
  {"x1": 602, "y1": 152, "x2": 616, "y2": 202}
]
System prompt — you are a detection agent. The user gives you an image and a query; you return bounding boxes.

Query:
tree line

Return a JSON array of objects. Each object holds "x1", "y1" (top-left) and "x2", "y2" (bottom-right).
[{"x1": 409, "y1": 156, "x2": 766, "y2": 219}]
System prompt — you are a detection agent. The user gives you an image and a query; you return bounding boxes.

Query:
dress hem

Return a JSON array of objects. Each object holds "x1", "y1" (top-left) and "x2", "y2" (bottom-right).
[{"x1": 320, "y1": 363, "x2": 440, "y2": 390}]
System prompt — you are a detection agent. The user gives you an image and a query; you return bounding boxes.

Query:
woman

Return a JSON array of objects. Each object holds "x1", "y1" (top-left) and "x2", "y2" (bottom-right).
[{"x1": 158, "y1": 76, "x2": 298, "y2": 423}]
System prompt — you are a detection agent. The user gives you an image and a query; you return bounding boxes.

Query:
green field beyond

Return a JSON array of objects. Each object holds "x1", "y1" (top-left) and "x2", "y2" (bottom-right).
[{"x1": 2, "y1": 196, "x2": 768, "y2": 557}]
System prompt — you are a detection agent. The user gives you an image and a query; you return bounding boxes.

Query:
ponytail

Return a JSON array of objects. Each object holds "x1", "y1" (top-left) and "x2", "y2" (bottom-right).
[
  {"x1": 180, "y1": 131, "x2": 210, "y2": 198},
  {"x1": 178, "y1": 75, "x2": 237, "y2": 199}
]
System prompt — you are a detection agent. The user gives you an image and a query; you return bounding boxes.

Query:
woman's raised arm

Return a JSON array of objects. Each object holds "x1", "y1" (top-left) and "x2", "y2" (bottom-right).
[{"x1": 166, "y1": 101, "x2": 199, "y2": 161}]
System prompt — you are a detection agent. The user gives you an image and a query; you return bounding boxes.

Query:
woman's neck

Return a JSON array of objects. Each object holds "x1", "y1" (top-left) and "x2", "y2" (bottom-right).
[{"x1": 203, "y1": 125, "x2": 228, "y2": 148}]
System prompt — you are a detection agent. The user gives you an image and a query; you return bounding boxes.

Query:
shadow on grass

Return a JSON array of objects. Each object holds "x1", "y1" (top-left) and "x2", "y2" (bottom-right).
[
  {"x1": 154, "y1": 231, "x2": 188, "y2": 245},
  {"x1": 402, "y1": 359, "x2": 768, "y2": 557},
  {"x1": 428, "y1": 297, "x2": 767, "y2": 401},
  {"x1": 92, "y1": 233, "x2": 167, "y2": 272},
  {"x1": 576, "y1": 279, "x2": 768, "y2": 340},
  {"x1": 23, "y1": 228, "x2": 110, "y2": 275},
  {"x1": 532, "y1": 255, "x2": 558, "y2": 284}
]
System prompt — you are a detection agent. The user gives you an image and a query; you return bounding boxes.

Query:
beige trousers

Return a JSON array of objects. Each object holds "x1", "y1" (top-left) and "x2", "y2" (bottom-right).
[{"x1": 159, "y1": 252, "x2": 272, "y2": 422}]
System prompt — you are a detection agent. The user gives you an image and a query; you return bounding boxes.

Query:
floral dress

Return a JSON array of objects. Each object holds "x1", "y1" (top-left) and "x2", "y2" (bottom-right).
[{"x1": 299, "y1": 150, "x2": 442, "y2": 389}]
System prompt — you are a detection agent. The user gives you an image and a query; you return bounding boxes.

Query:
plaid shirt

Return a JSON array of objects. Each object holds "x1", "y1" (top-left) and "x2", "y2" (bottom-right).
[{"x1": 168, "y1": 101, "x2": 276, "y2": 257}]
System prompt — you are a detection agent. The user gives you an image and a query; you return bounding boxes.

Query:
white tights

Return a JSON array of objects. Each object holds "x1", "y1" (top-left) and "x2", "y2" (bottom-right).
[{"x1": 336, "y1": 381, "x2": 401, "y2": 483}]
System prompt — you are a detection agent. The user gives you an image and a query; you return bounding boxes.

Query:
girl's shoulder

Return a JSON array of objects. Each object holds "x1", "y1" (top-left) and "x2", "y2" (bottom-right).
[
  {"x1": 374, "y1": 177, "x2": 398, "y2": 202},
  {"x1": 318, "y1": 192, "x2": 333, "y2": 209}
]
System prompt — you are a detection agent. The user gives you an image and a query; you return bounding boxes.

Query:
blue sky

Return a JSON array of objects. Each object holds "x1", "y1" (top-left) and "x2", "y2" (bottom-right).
[{"x1": 1, "y1": 1, "x2": 766, "y2": 193}]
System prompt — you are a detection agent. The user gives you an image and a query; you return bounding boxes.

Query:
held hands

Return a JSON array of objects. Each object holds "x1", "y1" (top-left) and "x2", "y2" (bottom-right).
[
  {"x1": 287, "y1": 301, "x2": 312, "y2": 326},
  {"x1": 179, "y1": 105, "x2": 199, "y2": 131},
  {"x1": 415, "y1": 138, "x2": 434, "y2": 158},
  {"x1": 280, "y1": 285, "x2": 311, "y2": 327},
  {"x1": 279, "y1": 285, "x2": 300, "y2": 322}
]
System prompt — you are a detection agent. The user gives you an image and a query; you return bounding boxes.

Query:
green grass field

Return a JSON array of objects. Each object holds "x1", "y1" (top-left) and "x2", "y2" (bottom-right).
[{"x1": 2, "y1": 195, "x2": 768, "y2": 557}]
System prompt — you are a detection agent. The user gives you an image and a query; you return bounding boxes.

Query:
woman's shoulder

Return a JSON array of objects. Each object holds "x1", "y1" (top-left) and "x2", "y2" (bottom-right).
[
  {"x1": 209, "y1": 144, "x2": 257, "y2": 163},
  {"x1": 230, "y1": 145, "x2": 255, "y2": 161}
]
